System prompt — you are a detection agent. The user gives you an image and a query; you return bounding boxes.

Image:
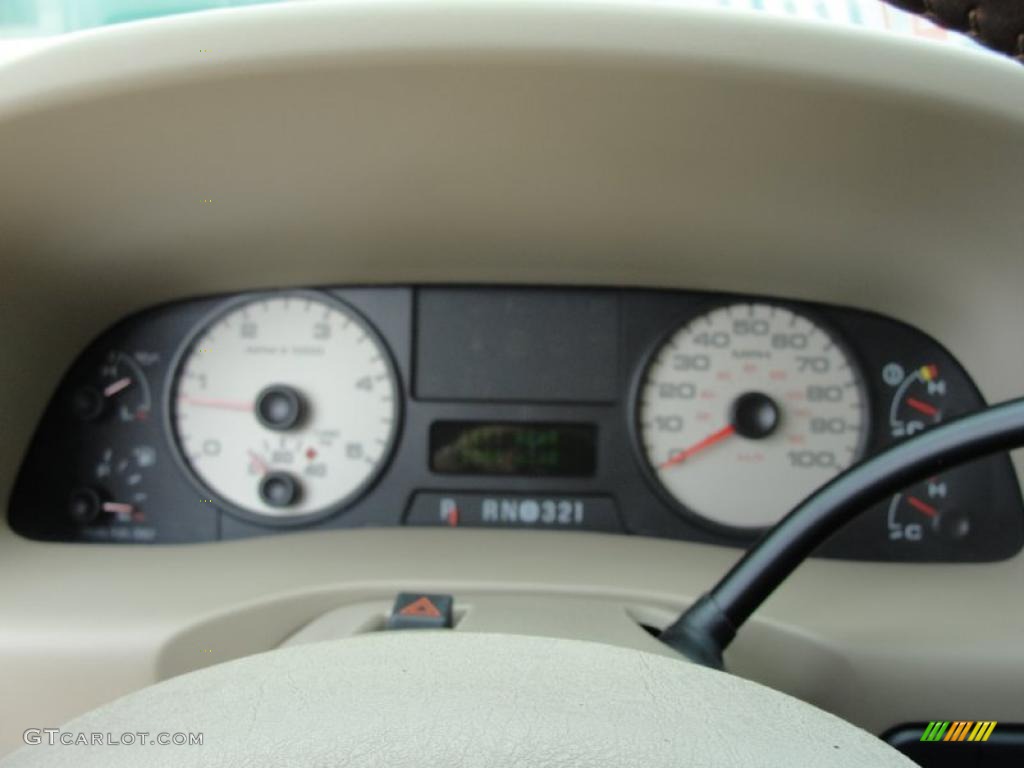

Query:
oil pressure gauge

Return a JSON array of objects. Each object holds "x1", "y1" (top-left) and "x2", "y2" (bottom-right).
[{"x1": 637, "y1": 302, "x2": 868, "y2": 530}]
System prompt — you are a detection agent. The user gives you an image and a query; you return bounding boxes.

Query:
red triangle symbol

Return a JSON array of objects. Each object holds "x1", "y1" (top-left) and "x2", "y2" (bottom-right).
[{"x1": 398, "y1": 596, "x2": 441, "y2": 618}]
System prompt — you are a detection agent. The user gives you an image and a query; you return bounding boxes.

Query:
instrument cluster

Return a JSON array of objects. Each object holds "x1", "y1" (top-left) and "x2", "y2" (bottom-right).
[{"x1": 9, "y1": 286, "x2": 1022, "y2": 561}]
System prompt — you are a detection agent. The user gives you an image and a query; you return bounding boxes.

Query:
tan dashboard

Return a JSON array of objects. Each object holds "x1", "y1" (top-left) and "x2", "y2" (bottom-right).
[{"x1": 1, "y1": 0, "x2": 1023, "y2": 758}]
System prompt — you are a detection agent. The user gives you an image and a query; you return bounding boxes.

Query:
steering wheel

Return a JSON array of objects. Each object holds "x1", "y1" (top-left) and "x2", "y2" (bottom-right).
[
  {"x1": 13, "y1": 398, "x2": 1024, "y2": 767},
  {"x1": 1, "y1": 632, "x2": 914, "y2": 767}
]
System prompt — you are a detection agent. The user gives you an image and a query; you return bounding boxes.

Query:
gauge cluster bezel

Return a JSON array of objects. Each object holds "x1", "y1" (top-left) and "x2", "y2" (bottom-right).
[{"x1": 7, "y1": 285, "x2": 1022, "y2": 562}]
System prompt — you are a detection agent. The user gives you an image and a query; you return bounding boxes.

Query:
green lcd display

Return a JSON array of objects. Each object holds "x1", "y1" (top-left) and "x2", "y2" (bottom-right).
[{"x1": 429, "y1": 422, "x2": 597, "y2": 477}]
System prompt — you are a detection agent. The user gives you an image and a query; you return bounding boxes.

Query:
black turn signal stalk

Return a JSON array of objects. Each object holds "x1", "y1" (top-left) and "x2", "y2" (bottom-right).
[{"x1": 661, "y1": 397, "x2": 1024, "y2": 667}]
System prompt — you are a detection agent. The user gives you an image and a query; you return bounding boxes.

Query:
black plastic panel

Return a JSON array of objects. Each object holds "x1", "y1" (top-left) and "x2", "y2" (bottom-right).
[
  {"x1": 884, "y1": 723, "x2": 1024, "y2": 767},
  {"x1": 415, "y1": 288, "x2": 619, "y2": 402},
  {"x1": 406, "y1": 492, "x2": 622, "y2": 531},
  {"x1": 7, "y1": 285, "x2": 1023, "y2": 561}
]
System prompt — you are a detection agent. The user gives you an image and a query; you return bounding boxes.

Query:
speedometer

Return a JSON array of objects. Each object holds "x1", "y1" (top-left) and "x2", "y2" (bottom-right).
[
  {"x1": 637, "y1": 302, "x2": 868, "y2": 530},
  {"x1": 169, "y1": 292, "x2": 399, "y2": 520}
]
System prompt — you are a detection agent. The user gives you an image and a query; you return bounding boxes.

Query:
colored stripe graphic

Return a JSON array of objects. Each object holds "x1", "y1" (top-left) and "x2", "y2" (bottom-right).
[
  {"x1": 922, "y1": 721, "x2": 997, "y2": 742},
  {"x1": 968, "y1": 722, "x2": 997, "y2": 742},
  {"x1": 944, "y1": 721, "x2": 971, "y2": 741},
  {"x1": 921, "y1": 722, "x2": 949, "y2": 741}
]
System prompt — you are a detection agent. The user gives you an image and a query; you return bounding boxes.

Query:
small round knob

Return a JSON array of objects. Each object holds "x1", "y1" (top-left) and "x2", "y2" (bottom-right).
[
  {"x1": 68, "y1": 487, "x2": 103, "y2": 524},
  {"x1": 71, "y1": 387, "x2": 105, "y2": 421},
  {"x1": 259, "y1": 472, "x2": 301, "y2": 508},
  {"x1": 255, "y1": 385, "x2": 305, "y2": 431},
  {"x1": 937, "y1": 510, "x2": 971, "y2": 540},
  {"x1": 730, "y1": 392, "x2": 781, "y2": 440}
]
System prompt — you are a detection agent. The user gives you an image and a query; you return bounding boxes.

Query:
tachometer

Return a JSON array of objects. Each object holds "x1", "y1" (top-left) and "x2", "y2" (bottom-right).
[
  {"x1": 169, "y1": 293, "x2": 399, "y2": 519},
  {"x1": 637, "y1": 302, "x2": 868, "y2": 530}
]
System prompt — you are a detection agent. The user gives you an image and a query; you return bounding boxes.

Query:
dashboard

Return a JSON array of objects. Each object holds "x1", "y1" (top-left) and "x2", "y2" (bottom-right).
[
  {"x1": 10, "y1": 286, "x2": 1022, "y2": 561},
  {"x1": 2, "y1": 0, "x2": 1024, "y2": 757}
]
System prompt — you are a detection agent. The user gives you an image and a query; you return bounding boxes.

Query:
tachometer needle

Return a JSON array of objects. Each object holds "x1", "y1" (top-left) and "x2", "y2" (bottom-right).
[
  {"x1": 179, "y1": 396, "x2": 254, "y2": 412},
  {"x1": 658, "y1": 424, "x2": 736, "y2": 470},
  {"x1": 103, "y1": 377, "x2": 133, "y2": 397}
]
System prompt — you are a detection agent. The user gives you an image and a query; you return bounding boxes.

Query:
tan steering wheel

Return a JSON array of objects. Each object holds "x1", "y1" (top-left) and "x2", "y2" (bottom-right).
[{"x1": 1, "y1": 632, "x2": 914, "y2": 767}]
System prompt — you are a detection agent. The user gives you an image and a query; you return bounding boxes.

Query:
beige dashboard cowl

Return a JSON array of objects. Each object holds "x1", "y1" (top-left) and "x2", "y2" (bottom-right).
[
  {"x1": 0, "y1": 632, "x2": 916, "y2": 768},
  {"x1": 1, "y1": 0, "x2": 1023, "y2": 758}
]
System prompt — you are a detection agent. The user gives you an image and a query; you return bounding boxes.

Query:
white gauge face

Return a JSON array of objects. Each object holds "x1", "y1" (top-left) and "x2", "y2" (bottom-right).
[
  {"x1": 638, "y1": 302, "x2": 867, "y2": 529},
  {"x1": 171, "y1": 294, "x2": 399, "y2": 518}
]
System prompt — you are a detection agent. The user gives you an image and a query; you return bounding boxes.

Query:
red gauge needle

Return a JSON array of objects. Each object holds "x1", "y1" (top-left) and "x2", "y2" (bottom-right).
[
  {"x1": 906, "y1": 397, "x2": 940, "y2": 418},
  {"x1": 906, "y1": 496, "x2": 938, "y2": 518},
  {"x1": 179, "y1": 396, "x2": 254, "y2": 412},
  {"x1": 102, "y1": 502, "x2": 135, "y2": 515},
  {"x1": 658, "y1": 424, "x2": 736, "y2": 470},
  {"x1": 248, "y1": 451, "x2": 269, "y2": 475},
  {"x1": 103, "y1": 377, "x2": 132, "y2": 397}
]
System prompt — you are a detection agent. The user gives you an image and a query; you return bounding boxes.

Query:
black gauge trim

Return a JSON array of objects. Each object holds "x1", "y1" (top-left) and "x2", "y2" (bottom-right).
[
  {"x1": 163, "y1": 289, "x2": 404, "y2": 529},
  {"x1": 15, "y1": 283, "x2": 1016, "y2": 558},
  {"x1": 628, "y1": 298, "x2": 873, "y2": 539}
]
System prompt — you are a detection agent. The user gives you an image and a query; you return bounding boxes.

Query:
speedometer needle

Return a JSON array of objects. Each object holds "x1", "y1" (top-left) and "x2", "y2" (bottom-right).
[
  {"x1": 179, "y1": 396, "x2": 254, "y2": 412},
  {"x1": 659, "y1": 424, "x2": 736, "y2": 470}
]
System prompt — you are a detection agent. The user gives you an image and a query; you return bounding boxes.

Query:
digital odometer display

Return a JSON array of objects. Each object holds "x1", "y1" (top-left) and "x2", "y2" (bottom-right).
[{"x1": 430, "y1": 422, "x2": 597, "y2": 477}]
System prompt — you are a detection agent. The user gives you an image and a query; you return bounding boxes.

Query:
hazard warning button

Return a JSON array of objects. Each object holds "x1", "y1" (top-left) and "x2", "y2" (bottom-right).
[{"x1": 386, "y1": 593, "x2": 454, "y2": 630}]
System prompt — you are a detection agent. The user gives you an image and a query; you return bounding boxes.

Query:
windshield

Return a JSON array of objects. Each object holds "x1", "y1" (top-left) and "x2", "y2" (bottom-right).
[
  {"x1": 0, "y1": 0, "x2": 987, "y2": 51},
  {"x1": 0, "y1": 0, "x2": 282, "y2": 35}
]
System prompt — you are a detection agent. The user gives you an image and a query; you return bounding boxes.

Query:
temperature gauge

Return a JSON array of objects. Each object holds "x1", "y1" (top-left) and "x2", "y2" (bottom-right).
[{"x1": 887, "y1": 476, "x2": 971, "y2": 543}]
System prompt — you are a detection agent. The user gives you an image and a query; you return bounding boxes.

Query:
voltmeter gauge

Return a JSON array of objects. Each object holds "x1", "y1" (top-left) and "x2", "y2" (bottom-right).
[
  {"x1": 637, "y1": 302, "x2": 868, "y2": 530},
  {"x1": 169, "y1": 293, "x2": 400, "y2": 520}
]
